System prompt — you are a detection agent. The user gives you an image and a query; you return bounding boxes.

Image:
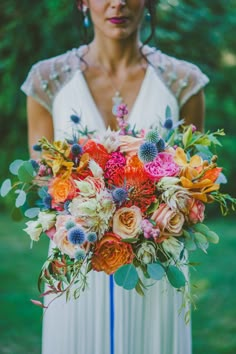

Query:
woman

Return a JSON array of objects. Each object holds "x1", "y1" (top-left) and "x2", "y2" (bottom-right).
[{"x1": 21, "y1": 1, "x2": 209, "y2": 353}]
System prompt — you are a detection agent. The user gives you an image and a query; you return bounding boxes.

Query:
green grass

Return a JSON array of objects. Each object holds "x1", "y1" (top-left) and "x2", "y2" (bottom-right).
[{"x1": 0, "y1": 213, "x2": 235, "y2": 354}]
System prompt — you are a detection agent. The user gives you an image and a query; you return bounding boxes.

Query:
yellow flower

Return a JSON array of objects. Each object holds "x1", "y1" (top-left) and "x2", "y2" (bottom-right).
[{"x1": 174, "y1": 147, "x2": 203, "y2": 180}]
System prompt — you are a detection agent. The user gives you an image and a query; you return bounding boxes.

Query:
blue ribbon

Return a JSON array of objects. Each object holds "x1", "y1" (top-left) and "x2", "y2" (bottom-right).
[{"x1": 109, "y1": 274, "x2": 115, "y2": 354}]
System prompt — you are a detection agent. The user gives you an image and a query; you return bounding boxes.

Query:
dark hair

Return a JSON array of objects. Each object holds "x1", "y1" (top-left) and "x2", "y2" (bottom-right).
[{"x1": 75, "y1": 0, "x2": 159, "y2": 45}]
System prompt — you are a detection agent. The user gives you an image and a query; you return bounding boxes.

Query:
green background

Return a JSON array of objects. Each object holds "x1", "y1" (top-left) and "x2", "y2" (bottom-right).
[{"x1": 0, "y1": 1, "x2": 236, "y2": 353}]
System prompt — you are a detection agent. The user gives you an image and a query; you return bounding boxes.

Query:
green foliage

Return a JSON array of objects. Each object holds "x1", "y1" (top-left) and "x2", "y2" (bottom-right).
[{"x1": 1, "y1": 0, "x2": 236, "y2": 209}]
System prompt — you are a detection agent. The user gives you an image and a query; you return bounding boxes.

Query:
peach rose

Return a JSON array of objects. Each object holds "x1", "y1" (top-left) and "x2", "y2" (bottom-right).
[
  {"x1": 91, "y1": 232, "x2": 134, "y2": 274},
  {"x1": 49, "y1": 177, "x2": 77, "y2": 204},
  {"x1": 53, "y1": 215, "x2": 78, "y2": 258},
  {"x1": 151, "y1": 203, "x2": 184, "y2": 236},
  {"x1": 113, "y1": 206, "x2": 142, "y2": 239},
  {"x1": 187, "y1": 198, "x2": 205, "y2": 224}
]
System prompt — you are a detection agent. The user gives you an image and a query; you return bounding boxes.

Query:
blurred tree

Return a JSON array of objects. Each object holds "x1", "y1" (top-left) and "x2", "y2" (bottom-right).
[{"x1": 0, "y1": 0, "x2": 236, "y2": 208}]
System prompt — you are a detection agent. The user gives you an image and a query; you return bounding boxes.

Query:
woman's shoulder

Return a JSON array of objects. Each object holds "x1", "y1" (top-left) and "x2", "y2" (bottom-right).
[
  {"x1": 144, "y1": 46, "x2": 209, "y2": 107},
  {"x1": 21, "y1": 46, "x2": 86, "y2": 113}
]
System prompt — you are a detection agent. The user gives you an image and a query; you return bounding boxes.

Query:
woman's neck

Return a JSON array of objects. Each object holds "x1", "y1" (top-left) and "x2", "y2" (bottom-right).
[{"x1": 87, "y1": 33, "x2": 143, "y2": 74}]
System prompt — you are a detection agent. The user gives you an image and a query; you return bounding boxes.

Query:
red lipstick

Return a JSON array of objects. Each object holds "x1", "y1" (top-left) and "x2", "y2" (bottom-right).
[{"x1": 109, "y1": 17, "x2": 128, "y2": 24}]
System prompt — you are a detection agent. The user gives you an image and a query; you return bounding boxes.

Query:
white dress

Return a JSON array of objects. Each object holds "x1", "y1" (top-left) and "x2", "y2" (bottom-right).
[{"x1": 21, "y1": 45, "x2": 209, "y2": 354}]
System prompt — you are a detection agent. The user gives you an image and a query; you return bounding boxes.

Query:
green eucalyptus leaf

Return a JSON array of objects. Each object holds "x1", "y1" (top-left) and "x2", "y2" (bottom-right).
[
  {"x1": 194, "y1": 232, "x2": 209, "y2": 253},
  {"x1": 38, "y1": 186, "x2": 49, "y2": 198},
  {"x1": 195, "y1": 144, "x2": 213, "y2": 159},
  {"x1": 9, "y1": 159, "x2": 24, "y2": 175},
  {"x1": 147, "y1": 263, "x2": 165, "y2": 280},
  {"x1": 0, "y1": 179, "x2": 12, "y2": 197},
  {"x1": 166, "y1": 265, "x2": 186, "y2": 288},
  {"x1": 18, "y1": 161, "x2": 35, "y2": 183},
  {"x1": 205, "y1": 230, "x2": 220, "y2": 244},
  {"x1": 15, "y1": 190, "x2": 27, "y2": 207},
  {"x1": 25, "y1": 207, "x2": 41, "y2": 218},
  {"x1": 114, "y1": 264, "x2": 139, "y2": 290},
  {"x1": 11, "y1": 207, "x2": 24, "y2": 221},
  {"x1": 193, "y1": 223, "x2": 209, "y2": 235},
  {"x1": 184, "y1": 238, "x2": 197, "y2": 251}
]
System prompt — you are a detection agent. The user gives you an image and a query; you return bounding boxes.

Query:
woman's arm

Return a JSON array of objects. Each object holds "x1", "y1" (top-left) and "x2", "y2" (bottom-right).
[
  {"x1": 180, "y1": 89, "x2": 205, "y2": 132},
  {"x1": 27, "y1": 96, "x2": 54, "y2": 158}
]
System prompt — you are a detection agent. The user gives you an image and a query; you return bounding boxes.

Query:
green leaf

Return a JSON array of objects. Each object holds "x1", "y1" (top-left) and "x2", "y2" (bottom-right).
[
  {"x1": 25, "y1": 207, "x2": 40, "y2": 218},
  {"x1": 205, "y1": 230, "x2": 220, "y2": 244},
  {"x1": 114, "y1": 264, "x2": 139, "y2": 290},
  {"x1": 194, "y1": 232, "x2": 209, "y2": 253},
  {"x1": 146, "y1": 201, "x2": 159, "y2": 214},
  {"x1": 0, "y1": 179, "x2": 12, "y2": 197},
  {"x1": 9, "y1": 159, "x2": 24, "y2": 175},
  {"x1": 15, "y1": 190, "x2": 27, "y2": 207},
  {"x1": 184, "y1": 238, "x2": 197, "y2": 251},
  {"x1": 182, "y1": 126, "x2": 192, "y2": 147},
  {"x1": 121, "y1": 238, "x2": 138, "y2": 244},
  {"x1": 18, "y1": 161, "x2": 35, "y2": 183},
  {"x1": 195, "y1": 144, "x2": 213, "y2": 159},
  {"x1": 166, "y1": 265, "x2": 186, "y2": 288},
  {"x1": 165, "y1": 105, "x2": 172, "y2": 119},
  {"x1": 38, "y1": 186, "x2": 48, "y2": 198},
  {"x1": 147, "y1": 263, "x2": 165, "y2": 280},
  {"x1": 193, "y1": 223, "x2": 209, "y2": 235},
  {"x1": 11, "y1": 207, "x2": 24, "y2": 221}
]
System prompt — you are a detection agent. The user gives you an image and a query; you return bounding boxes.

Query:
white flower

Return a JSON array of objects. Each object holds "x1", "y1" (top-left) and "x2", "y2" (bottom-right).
[
  {"x1": 99, "y1": 127, "x2": 120, "y2": 153},
  {"x1": 23, "y1": 220, "x2": 43, "y2": 241},
  {"x1": 74, "y1": 176, "x2": 105, "y2": 198},
  {"x1": 157, "y1": 177, "x2": 180, "y2": 188},
  {"x1": 162, "y1": 236, "x2": 184, "y2": 259},
  {"x1": 89, "y1": 159, "x2": 104, "y2": 178},
  {"x1": 38, "y1": 211, "x2": 56, "y2": 231},
  {"x1": 137, "y1": 242, "x2": 157, "y2": 264}
]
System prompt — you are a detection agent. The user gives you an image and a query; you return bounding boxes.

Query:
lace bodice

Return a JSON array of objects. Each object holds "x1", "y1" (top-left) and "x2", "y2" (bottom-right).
[{"x1": 21, "y1": 45, "x2": 209, "y2": 114}]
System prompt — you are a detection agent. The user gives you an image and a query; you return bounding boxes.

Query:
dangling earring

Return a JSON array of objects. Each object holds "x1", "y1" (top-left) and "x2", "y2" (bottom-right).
[
  {"x1": 145, "y1": 8, "x2": 151, "y2": 22},
  {"x1": 83, "y1": 5, "x2": 90, "y2": 28}
]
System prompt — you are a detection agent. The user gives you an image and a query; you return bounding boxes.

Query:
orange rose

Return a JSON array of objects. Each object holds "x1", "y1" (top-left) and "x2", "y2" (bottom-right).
[
  {"x1": 49, "y1": 177, "x2": 77, "y2": 204},
  {"x1": 91, "y1": 233, "x2": 134, "y2": 274}
]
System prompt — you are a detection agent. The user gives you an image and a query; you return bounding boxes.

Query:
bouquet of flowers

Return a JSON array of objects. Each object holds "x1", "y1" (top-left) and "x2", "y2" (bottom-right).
[{"x1": 1, "y1": 105, "x2": 235, "y2": 308}]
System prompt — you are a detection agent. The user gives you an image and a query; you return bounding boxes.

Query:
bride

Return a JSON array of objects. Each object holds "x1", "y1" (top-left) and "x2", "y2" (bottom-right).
[{"x1": 22, "y1": 1, "x2": 209, "y2": 353}]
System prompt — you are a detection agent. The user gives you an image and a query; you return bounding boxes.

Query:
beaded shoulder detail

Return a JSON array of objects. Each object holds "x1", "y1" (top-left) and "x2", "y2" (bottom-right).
[
  {"x1": 145, "y1": 47, "x2": 209, "y2": 107},
  {"x1": 21, "y1": 45, "x2": 209, "y2": 113}
]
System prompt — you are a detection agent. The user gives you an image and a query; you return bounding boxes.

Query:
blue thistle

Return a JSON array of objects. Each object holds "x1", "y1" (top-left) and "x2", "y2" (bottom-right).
[
  {"x1": 64, "y1": 200, "x2": 71, "y2": 213},
  {"x1": 71, "y1": 143, "x2": 83, "y2": 156},
  {"x1": 30, "y1": 159, "x2": 39, "y2": 170},
  {"x1": 75, "y1": 248, "x2": 86, "y2": 261},
  {"x1": 32, "y1": 144, "x2": 42, "y2": 152},
  {"x1": 87, "y1": 232, "x2": 97, "y2": 243},
  {"x1": 65, "y1": 220, "x2": 76, "y2": 230},
  {"x1": 163, "y1": 118, "x2": 174, "y2": 130},
  {"x1": 145, "y1": 130, "x2": 160, "y2": 143},
  {"x1": 156, "y1": 138, "x2": 165, "y2": 152},
  {"x1": 112, "y1": 188, "x2": 128, "y2": 204},
  {"x1": 68, "y1": 226, "x2": 86, "y2": 245},
  {"x1": 43, "y1": 194, "x2": 52, "y2": 209},
  {"x1": 70, "y1": 114, "x2": 81, "y2": 124},
  {"x1": 138, "y1": 142, "x2": 158, "y2": 163}
]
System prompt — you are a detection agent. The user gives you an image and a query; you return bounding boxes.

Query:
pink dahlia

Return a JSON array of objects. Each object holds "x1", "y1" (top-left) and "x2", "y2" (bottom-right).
[{"x1": 144, "y1": 152, "x2": 180, "y2": 182}]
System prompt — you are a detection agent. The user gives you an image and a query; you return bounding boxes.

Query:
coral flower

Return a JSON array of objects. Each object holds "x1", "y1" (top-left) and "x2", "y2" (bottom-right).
[
  {"x1": 83, "y1": 140, "x2": 110, "y2": 169},
  {"x1": 49, "y1": 176, "x2": 77, "y2": 204},
  {"x1": 91, "y1": 232, "x2": 134, "y2": 274},
  {"x1": 113, "y1": 156, "x2": 156, "y2": 212}
]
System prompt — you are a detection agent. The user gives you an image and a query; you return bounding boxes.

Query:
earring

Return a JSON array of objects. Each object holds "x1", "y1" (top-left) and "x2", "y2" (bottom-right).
[
  {"x1": 145, "y1": 8, "x2": 151, "y2": 22},
  {"x1": 83, "y1": 5, "x2": 90, "y2": 28}
]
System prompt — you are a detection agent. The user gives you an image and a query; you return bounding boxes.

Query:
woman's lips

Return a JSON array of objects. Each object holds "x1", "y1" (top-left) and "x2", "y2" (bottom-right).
[{"x1": 108, "y1": 17, "x2": 128, "y2": 24}]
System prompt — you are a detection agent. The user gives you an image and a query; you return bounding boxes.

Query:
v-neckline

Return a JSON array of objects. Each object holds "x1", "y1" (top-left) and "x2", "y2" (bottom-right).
[{"x1": 79, "y1": 64, "x2": 151, "y2": 131}]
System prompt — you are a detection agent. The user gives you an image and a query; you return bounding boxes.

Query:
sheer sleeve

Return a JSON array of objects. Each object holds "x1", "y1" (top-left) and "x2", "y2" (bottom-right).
[
  {"x1": 20, "y1": 47, "x2": 85, "y2": 113},
  {"x1": 146, "y1": 47, "x2": 209, "y2": 108}
]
